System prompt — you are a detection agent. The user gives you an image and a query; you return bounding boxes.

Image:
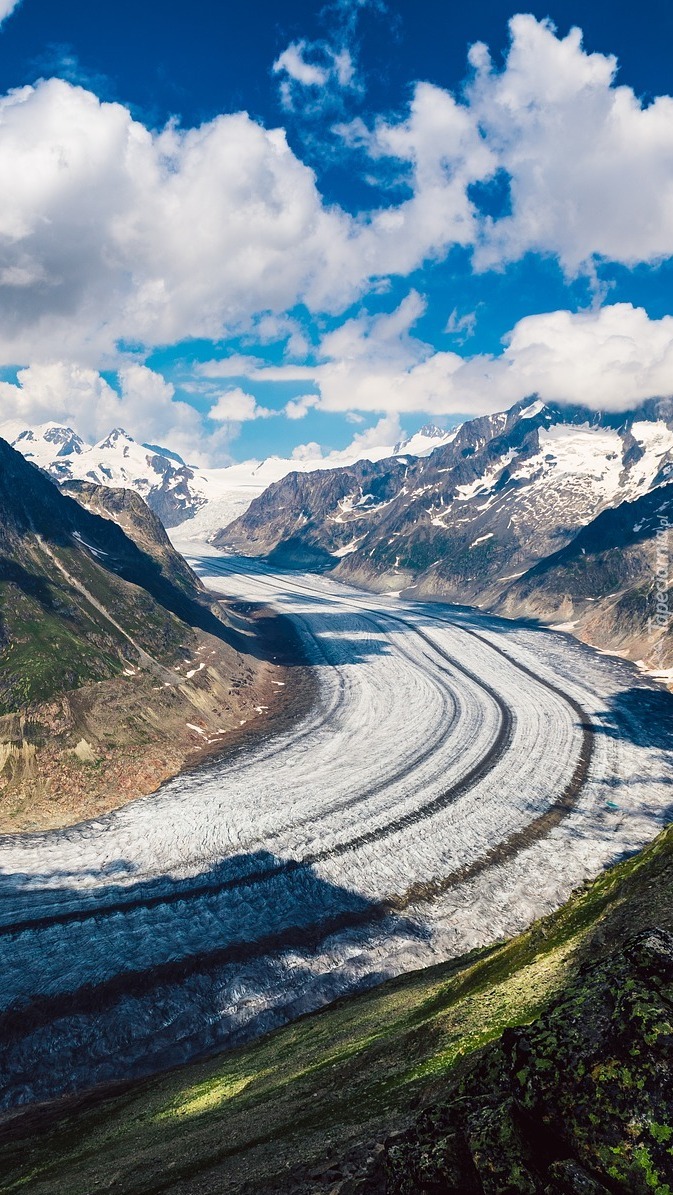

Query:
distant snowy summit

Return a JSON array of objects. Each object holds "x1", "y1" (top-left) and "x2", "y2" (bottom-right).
[
  {"x1": 0, "y1": 419, "x2": 453, "y2": 534},
  {"x1": 214, "y1": 394, "x2": 673, "y2": 618}
]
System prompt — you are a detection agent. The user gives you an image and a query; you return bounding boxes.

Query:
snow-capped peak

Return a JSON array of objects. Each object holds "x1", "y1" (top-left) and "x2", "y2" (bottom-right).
[
  {"x1": 41, "y1": 425, "x2": 86, "y2": 456},
  {"x1": 95, "y1": 428, "x2": 135, "y2": 451},
  {"x1": 518, "y1": 399, "x2": 548, "y2": 420},
  {"x1": 394, "y1": 424, "x2": 458, "y2": 457},
  {"x1": 4, "y1": 422, "x2": 86, "y2": 467}
]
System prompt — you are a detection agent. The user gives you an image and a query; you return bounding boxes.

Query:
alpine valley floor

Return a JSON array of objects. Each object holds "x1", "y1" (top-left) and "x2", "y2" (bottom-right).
[{"x1": 1, "y1": 552, "x2": 672, "y2": 1119}]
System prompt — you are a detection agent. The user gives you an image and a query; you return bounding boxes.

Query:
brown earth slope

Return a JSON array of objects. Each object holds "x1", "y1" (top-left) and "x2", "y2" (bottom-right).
[{"x1": 0, "y1": 440, "x2": 311, "y2": 831}]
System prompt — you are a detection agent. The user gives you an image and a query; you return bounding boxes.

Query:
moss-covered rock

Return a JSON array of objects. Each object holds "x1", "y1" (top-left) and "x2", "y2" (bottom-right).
[{"x1": 378, "y1": 929, "x2": 673, "y2": 1194}]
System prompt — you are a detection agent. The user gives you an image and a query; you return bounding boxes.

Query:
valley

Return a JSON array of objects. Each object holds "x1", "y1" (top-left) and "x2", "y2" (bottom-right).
[{"x1": 1, "y1": 551, "x2": 671, "y2": 1121}]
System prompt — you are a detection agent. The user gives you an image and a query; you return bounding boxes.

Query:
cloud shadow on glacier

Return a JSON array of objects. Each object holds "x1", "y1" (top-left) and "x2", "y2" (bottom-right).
[
  {"x1": 0, "y1": 848, "x2": 425, "y2": 1092},
  {"x1": 591, "y1": 686, "x2": 673, "y2": 753}
]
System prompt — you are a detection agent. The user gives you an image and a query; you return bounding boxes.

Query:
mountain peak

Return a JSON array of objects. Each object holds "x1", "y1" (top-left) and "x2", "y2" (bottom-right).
[
  {"x1": 41, "y1": 425, "x2": 86, "y2": 456},
  {"x1": 97, "y1": 428, "x2": 134, "y2": 450},
  {"x1": 394, "y1": 424, "x2": 457, "y2": 456},
  {"x1": 418, "y1": 423, "x2": 448, "y2": 438}
]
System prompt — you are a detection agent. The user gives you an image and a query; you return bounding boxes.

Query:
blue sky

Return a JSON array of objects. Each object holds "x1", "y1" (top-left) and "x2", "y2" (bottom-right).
[{"x1": 0, "y1": 0, "x2": 672, "y2": 464}]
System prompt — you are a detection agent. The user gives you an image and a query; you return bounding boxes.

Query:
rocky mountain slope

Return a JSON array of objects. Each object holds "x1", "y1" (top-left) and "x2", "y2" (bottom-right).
[
  {"x1": 217, "y1": 398, "x2": 673, "y2": 670},
  {"x1": 1, "y1": 421, "x2": 454, "y2": 533},
  {"x1": 499, "y1": 481, "x2": 673, "y2": 673},
  {"x1": 6, "y1": 799, "x2": 673, "y2": 1194},
  {"x1": 61, "y1": 479, "x2": 202, "y2": 594},
  {"x1": 0, "y1": 438, "x2": 298, "y2": 831},
  {"x1": 4, "y1": 424, "x2": 205, "y2": 526}
]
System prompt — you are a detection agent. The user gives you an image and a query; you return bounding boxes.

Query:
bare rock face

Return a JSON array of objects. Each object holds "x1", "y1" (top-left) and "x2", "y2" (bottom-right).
[
  {"x1": 498, "y1": 481, "x2": 673, "y2": 671},
  {"x1": 217, "y1": 397, "x2": 673, "y2": 670},
  {"x1": 61, "y1": 479, "x2": 203, "y2": 595},
  {"x1": 370, "y1": 929, "x2": 673, "y2": 1194},
  {"x1": 218, "y1": 399, "x2": 673, "y2": 594}
]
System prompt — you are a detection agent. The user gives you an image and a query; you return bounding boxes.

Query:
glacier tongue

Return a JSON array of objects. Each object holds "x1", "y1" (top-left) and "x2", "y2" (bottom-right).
[{"x1": 1, "y1": 556, "x2": 671, "y2": 1110}]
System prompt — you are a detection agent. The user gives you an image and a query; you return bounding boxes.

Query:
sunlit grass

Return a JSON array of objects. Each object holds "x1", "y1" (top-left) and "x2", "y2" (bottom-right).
[
  {"x1": 156, "y1": 1073, "x2": 257, "y2": 1120},
  {"x1": 3, "y1": 822, "x2": 673, "y2": 1194}
]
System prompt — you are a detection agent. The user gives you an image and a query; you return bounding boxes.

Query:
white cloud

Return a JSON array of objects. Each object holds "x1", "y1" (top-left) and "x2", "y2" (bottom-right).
[
  {"x1": 0, "y1": 1, "x2": 21, "y2": 26},
  {"x1": 273, "y1": 42, "x2": 328, "y2": 88},
  {"x1": 339, "y1": 81, "x2": 495, "y2": 278},
  {"x1": 0, "y1": 78, "x2": 358, "y2": 363},
  {"x1": 292, "y1": 440, "x2": 322, "y2": 460},
  {"x1": 2, "y1": 15, "x2": 673, "y2": 464},
  {"x1": 0, "y1": 362, "x2": 236, "y2": 465},
  {"x1": 329, "y1": 413, "x2": 404, "y2": 457},
  {"x1": 2, "y1": 21, "x2": 673, "y2": 371},
  {"x1": 197, "y1": 355, "x2": 265, "y2": 378},
  {"x1": 272, "y1": 18, "x2": 360, "y2": 113},
  {"x1": 209, "y1": 388, "x2": 272, "y2": 422},
  {"x1": 3, "y1": 303, "x2": 671, "y2": 467},
  {"x1": 469, "y1": 16, "x2": 673, "y2": 272},
  {"x1": 284, "y1": 394, "x2": 320, "y2": 419},
  {"x1": 240, "y1": 299, "x2": 673, "y2": 417},
  {"x1": 289, "y1": 414, "x2": 404, "y2": 464},
  {"x1": 335, "y1": 14, "x2": 673, "y2": 278},
  {"x1": 501, "y1": 303, "x2": 673, "y2": 409},
  {"x1": 0, "y1": 363, "x2": 119, "y2": 433},
  {"x1": 445, "y1": 308, "x2": 477, "y2": 340}
]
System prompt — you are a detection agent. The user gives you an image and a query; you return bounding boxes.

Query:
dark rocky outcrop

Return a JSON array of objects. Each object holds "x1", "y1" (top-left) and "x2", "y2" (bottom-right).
[
  {"x1": 365, "y1": 929, "x2": 673, "y2": 1194},
  {"x1": 499, "y1": 483, "x2": 673, "y2": 670},
  {"x1": 61, "y1": 479, "x2": 203, "y2": 595}
]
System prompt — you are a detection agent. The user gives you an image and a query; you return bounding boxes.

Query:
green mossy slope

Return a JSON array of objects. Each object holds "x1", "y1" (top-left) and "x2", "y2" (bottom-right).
[{"x1": 4, "y1": 822, "x2": 673, "y2": 1194}]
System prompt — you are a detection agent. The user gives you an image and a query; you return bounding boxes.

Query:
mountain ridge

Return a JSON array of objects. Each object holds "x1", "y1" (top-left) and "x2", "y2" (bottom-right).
[
  {"x1": 0, "y1": 437, "x2": 300, "y2": 831},
  {"x1": 1, "y1": 419, "x2": 455, "y2": 534},
  {"x1": 215, "y1": 396, "x2": 673, "y2": 673}
]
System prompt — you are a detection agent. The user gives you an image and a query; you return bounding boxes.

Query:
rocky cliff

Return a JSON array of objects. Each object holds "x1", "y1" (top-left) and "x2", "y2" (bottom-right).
[{"x1": 499, "y1": 482, "x2": 673, "y2": 672}]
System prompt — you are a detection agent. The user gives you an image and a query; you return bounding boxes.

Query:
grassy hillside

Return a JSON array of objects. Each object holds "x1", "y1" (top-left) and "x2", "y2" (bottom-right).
[
  {"x1": 0, "y1": 438, "x2": 303, "y2": 830},
  {"x1": 4, "y1": 819, "x2": 673, "y2": 1194}
]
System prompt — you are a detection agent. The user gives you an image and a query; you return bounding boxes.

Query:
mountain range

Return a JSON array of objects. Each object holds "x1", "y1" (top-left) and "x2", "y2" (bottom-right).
[
  {"x1": 0, "y1": 420, "x2": 454, "y2": 534},
  {"x1": 216, "y1": 397, "x2": 673, "y2": 674},
  {"x1": 6, "y1": 400, "x2": 671, "y2": 675}
]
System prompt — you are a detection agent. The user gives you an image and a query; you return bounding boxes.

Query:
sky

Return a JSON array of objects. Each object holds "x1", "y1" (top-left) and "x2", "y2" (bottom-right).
[{"x1": 0, "y1": 0, "x2": 672, "y2": 465}]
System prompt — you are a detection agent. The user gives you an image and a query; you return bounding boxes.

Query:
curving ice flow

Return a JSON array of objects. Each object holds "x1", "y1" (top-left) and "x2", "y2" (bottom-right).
[{"x1": 1, "y1": 552, "x2": 672, "y2": 1110}]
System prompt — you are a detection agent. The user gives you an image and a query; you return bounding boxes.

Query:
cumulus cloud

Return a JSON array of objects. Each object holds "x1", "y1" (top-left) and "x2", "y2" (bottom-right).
[
  {"x1": 336, "y1": 14, "x2": 673, "y2": 278},
  {"x1": 331, "y1": 412, "x2": 404, "y2": 456},
  {"x1": 209, "y1": 388, "x2": 272, "y2": 422},
  {"x1": 292, "y1": 440, "x2": 322, "y2": 460},
  {"x1": 284, "y1": 394, "x2": 320, "y2": 419},
  {"x1": 467, "y1": 16, "x2": 673, "y2": 272},
  {"x1": 290, "y1": 413, "x2": 405, "y2": 465},
  {"x1": 3, "y1": 15, "x2": 673, "y2": 463},
  {"x1": 0, "y1": 78, "x2": 359, "y2": 364},
  {"x1": 502, "y1": 303, "x2": 673, "y2": 409},
  {"x1": 239, "y1": 300, "x2": 673, "y2": 417},
  {"x1": 2, "y1": 20, "x2": 673, "y2": 370},
  {"x1": 0, "y1": 362, "x2": 235, "y2": 465},
  {"x1": 338, "y1": 81, "x2": 495, "y2": 277}
]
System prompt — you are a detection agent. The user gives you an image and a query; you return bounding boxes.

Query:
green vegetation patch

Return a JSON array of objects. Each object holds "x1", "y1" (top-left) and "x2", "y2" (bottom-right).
[{"x1": 4, "y1": 821, "x2": 673, "y2": 1194}]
